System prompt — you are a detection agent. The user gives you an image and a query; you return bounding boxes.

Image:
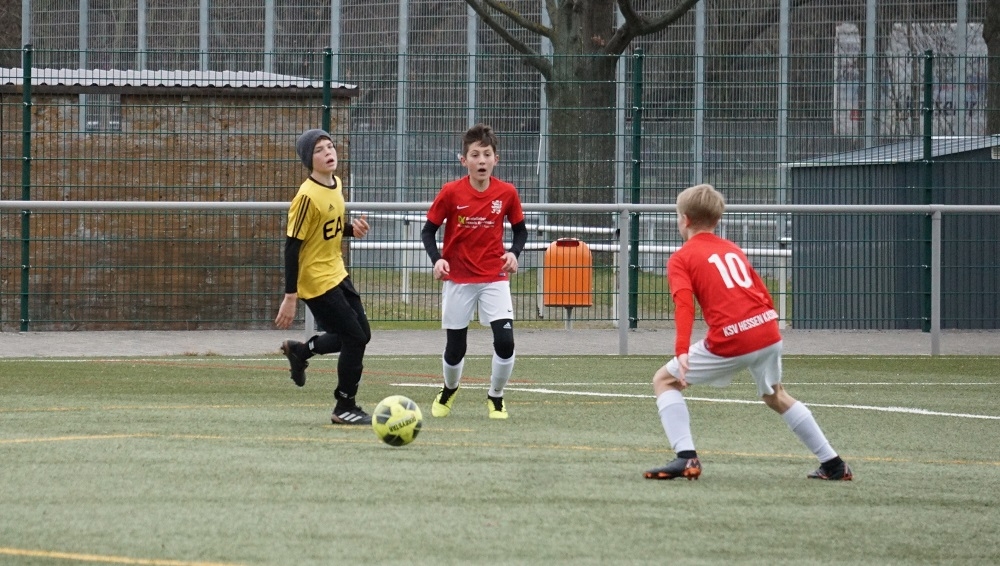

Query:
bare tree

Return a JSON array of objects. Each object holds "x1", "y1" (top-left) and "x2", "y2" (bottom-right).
[{"x1": 465, "y1": 0, "x2": 699, "y2": 225}]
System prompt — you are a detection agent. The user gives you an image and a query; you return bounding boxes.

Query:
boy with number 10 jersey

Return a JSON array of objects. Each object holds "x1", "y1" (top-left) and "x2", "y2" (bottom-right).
[
  {"x1": 645, "y1": 183, "x2": 852, "y2": 482},
  {"x1": 668, "y1": 232, "x2": 781, "y2": 359}
]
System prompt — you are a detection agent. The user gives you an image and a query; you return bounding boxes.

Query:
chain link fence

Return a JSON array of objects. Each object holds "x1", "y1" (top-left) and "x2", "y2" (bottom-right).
[{"x1": 1, "y1": 1, "x2": 997, "y2": 330}]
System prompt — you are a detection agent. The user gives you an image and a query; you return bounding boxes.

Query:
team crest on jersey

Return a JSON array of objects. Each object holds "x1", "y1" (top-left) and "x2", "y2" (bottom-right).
[{"x1": 491, "y1": 200, "x2": 502, "y2": 214}]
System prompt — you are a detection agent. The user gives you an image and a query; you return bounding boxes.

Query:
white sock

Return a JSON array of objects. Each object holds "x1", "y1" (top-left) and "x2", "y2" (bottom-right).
[
  {"x1": 656, "y1": 390, "x2": 695, "y2": 453},
  {"x1": 782, "y1": 401, "x2": 837, "y2": 462},
  {"x1": 442, "y1": 355, "x2": 463, "y2": 390},
  {"x1": 487, "y1": 352, "x2": 515, "y2": 397}
]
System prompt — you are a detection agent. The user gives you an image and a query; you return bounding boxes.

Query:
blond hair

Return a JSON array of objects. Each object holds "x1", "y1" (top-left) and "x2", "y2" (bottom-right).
[{"x1": 676, "y1": 184, "x2": 725, "y2": 229}]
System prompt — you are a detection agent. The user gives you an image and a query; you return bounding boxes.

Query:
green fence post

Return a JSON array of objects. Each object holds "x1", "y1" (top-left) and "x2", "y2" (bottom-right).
[
  {"x1": 322, "y1": 48, "x2": 333, "y2": 131},
  {"x1": 629, "y1": 48, "x2": 644, "y2": 330},
  {"x1": 921, "y1": 49, "x2": 933, "y2": 333},
  {"x1": 20, "y1": 44, "x2": 33, "y2": 332}
]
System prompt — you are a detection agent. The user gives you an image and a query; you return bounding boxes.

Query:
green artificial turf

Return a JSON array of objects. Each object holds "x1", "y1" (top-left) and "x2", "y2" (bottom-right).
[{"x1": 1, "y1": 355, "x2": 998, "y2": 565}]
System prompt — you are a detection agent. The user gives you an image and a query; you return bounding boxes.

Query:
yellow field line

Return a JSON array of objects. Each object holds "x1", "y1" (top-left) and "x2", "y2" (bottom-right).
[
  {"x1": 0, "y1": 434, "x2": 154, "y2": 445},
  {"x1": 0, "y1": 403, "x2": 328, "y2": 414},
  {"x1": 0, "y1": 546, "x2": 241, "y2": 565}
]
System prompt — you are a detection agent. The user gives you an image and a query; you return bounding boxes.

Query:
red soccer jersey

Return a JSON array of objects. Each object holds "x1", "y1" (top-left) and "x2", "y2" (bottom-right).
[
  {"x1": 426, "y1": 176, "x2": 525, "y2": 284},
  {"x1": 667, "y1": 232, "x2": 781, "y2": 357}
]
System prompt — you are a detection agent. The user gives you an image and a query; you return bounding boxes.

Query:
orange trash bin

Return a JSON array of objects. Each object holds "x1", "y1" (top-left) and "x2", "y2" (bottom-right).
[{"x1": 543, "y1": 238, "x2": 592, "y2": 328}]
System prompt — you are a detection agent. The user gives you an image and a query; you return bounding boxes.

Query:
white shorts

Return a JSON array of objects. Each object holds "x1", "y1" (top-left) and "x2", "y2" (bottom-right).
[
  {"x1": 441, "y1": 280, "x2": 514, "y2": 329},
  {"x1": 665, "y1": 340, "x2": 783, "y2": 397}
]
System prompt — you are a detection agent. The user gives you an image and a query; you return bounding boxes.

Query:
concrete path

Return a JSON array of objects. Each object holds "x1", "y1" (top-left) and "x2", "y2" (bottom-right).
[{"x1": 0, "y1": 328, "x2": 997, "y2": 358}]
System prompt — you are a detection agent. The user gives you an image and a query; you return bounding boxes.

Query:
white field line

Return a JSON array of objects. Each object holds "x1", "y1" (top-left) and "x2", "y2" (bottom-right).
[
  {"x1": 5, "y1": 359, "x2": 998, "y2": 419},
  {"x1": 538, "y1": 382, "x2": 1000, "y2": 386},
  {"x1": 8, "y1": 358, "x2": 997, "y2": 389},
  {"x1": 396, "y1": 382, "x2": 1000, "y2": 421}
]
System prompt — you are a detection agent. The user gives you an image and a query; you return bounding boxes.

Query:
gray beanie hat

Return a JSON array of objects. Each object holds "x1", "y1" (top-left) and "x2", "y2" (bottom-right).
[{"x1": 295, "y1": 128, "x2": 333, "y2": 169}]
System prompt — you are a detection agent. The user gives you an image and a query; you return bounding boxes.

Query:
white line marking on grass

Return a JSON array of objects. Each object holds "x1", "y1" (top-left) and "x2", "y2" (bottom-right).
[
  {"x1": 520, "y1": 381, "x2": 999, "y2": 387},
  {"x1": 803, "y1": 402, "x2": 1000, "y2": 420},
  {"x1": 787, "y1": 382, "x2": 1000, "y2": 386},
  {"x1": 785, "y1": 356, "x2": 1000, "y2": 360},
  {"x1": 395, "y1": 383, "x2": 1000, "y2": 420}
]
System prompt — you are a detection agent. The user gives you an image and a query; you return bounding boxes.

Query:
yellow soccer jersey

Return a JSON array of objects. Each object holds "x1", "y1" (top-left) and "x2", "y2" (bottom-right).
[{"x1": 286, "y1": 176, "x2": 349, "y2": 299}]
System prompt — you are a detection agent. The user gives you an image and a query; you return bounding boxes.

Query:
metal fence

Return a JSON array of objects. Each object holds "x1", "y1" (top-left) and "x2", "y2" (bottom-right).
[
  {"x1": 1, "y1": 41, "x2": 998, "y2": 331},
  {"x1": 2, "y1": 200, "x2": 999, "y2": 354},
  {"x1": 13, "y1": 2, "x2": 997, "y2": 205}
]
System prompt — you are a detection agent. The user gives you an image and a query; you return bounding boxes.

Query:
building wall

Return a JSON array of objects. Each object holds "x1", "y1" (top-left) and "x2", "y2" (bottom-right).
[
  {"x1": 790, "y1": 150, "x2": 1000, "y2": 329},
  {"x1": 0, "y1": 92, "x2": 352, "y2": 330}
]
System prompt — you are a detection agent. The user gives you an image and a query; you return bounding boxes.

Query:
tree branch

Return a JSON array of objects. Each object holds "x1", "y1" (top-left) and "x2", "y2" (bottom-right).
[
  {"x1": 607, "y1": 0, "x2": 701, "y2": 54},
  {"x1": 617, "y1": 0, "x2": 647, "y2": 32},
  {"x1": 482, "y1": 0, "x2": 552, "y2": 38},
  {"x1": 465, "y1": 0, "x2": 552, "y2": 78}
]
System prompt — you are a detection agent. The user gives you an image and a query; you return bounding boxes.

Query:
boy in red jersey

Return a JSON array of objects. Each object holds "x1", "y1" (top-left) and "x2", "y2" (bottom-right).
[
  {"x1": 644, "y1": 184, "x2": 852, "y2": 481},
  {"x1": 421, "y1": 123, "x2": 527, "y2": 419}
]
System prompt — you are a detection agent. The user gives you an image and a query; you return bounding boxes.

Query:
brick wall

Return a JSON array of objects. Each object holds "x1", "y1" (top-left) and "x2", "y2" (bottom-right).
[{"x1": 0, "y1": 91, "x2": 353, "y2": 330}]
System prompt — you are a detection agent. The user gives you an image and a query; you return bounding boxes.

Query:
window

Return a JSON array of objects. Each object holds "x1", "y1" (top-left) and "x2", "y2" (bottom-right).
[{"x1": 84, "y1": 94, "x2": 122, "y2": 132}]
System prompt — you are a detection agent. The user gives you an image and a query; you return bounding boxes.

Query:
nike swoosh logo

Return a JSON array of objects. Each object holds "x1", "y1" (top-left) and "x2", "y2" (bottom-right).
[{"x1": 457, "y1": 205, "x2": 469, "y2": 209}]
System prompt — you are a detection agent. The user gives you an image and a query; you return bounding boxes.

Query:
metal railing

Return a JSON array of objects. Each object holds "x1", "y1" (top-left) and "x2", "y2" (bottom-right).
[{"x1": 3, "y1": 200, "x2": 999, "y2": 355}]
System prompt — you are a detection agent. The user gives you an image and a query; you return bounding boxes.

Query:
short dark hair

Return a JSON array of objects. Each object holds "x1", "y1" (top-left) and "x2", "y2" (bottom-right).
[{"x1": 462, "y1": 123, "x2": 498, "y2": 156}]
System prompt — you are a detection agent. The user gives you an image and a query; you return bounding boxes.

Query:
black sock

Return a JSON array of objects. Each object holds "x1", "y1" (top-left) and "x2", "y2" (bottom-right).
[
  {"x1": 821, "y1": 456, "x2": 844, "y2": 473},
  {"x1": 677, "y1": 450, "x2": 698, "y2": 460},
  {"x1": 439, "y1": 386, "x2": 458, "y2": 404},
  {"x1": 334, "y1": 390, "x2": 358, "y2": 410},
  {"x1": 308, "y1": 334, "x2": 342, "y2": 356}
]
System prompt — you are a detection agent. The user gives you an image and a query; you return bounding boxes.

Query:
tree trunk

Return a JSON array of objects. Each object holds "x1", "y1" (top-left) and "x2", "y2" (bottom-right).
[
  {"x1": 545, "y1": 54, "x2": 618, "y2": 231},
  {"x1": 985, "y1": 0, "x2": 1000, "y2": 134},
  {"x1": 542, "y1": 0, "x2": 619, "y2": 231},
  {"x1": 0, "y1": 0, "x2": 21, "y2": 67}
]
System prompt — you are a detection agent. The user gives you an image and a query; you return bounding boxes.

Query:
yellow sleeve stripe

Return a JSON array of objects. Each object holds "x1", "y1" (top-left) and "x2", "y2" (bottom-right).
[{"x1": 290, "y1": 195, "x2": 311, "y2": 238}]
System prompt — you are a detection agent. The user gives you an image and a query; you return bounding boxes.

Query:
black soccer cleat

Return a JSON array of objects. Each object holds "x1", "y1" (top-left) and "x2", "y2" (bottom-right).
[
  {"x1": 644, "y1": 457, "x2": 702, "y2": 481},
  {"x1": 331, "y1": 405, "x2": 372, "y2": 425},
  {"x1": 807, "y1": 462, "x2": 854, "y2": 481},
  {"x1": 280, "y1": 340, "x2": 310, "y2": 387}
]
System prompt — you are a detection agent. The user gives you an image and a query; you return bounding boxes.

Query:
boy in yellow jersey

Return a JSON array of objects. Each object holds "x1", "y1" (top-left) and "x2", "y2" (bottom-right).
[{"x1": 274, "y1": 129, "x2": 373, "y2": 425}]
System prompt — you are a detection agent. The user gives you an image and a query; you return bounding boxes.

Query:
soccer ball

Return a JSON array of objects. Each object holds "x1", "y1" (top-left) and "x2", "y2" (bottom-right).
[{"x1": 372, "y1": 395, "x2": 423, "y2": 447}]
